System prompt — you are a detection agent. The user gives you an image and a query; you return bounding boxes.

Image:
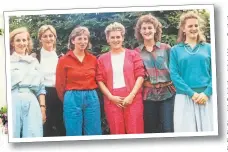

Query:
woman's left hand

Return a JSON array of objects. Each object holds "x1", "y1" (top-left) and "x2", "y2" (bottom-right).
[
  {"x1": 122, "y1": 93, "x2": 135, "y2": 107},
  {"x1": 195, "y1": 93, "x2": 209, "y2": 105}
]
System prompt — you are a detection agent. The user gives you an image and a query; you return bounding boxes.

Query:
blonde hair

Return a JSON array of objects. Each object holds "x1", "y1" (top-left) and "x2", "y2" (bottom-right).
[
  {"x1": 134, "y1": 14, "x2": 162, "y2": 43},
  {"x1": 68, "y1": 26, "x2": 91, "y2": 50},
  {"x1": 38, "y1": 25, "x2": 57, "y2": 49},
  {"x1": 177, "y1": 11, "x2": 206, "y2": 43},
  {"x1": 10, "y1": 27, "x2": 33, "y2": 55},
  {"x1": 104, "y1": 22, "x2": 125, "y2": 38}
]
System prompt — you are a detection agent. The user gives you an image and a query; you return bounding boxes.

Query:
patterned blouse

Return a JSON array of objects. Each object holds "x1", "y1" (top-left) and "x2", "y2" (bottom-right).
[{"x1": 135, "y1": 42, "x2": 175, "y2": 101}]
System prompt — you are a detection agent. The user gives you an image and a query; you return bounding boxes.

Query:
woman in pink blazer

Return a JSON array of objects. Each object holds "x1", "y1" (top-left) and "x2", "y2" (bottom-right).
[{"x1": 96, "y1": 22, "x2": 145, "y2": 134}]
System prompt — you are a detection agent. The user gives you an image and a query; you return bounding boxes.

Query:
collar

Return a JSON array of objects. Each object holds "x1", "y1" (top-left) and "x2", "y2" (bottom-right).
[
  {"x1": 66, "y1": 50, "x2": 74, "y2": 57},
  {"x1": 66, "y1": 50, "x2": 89, "y2": 57},
  {"x1": 177, "y1": 42, "x2": 206, "y2": 47},
  {"x1": 11, "y1": 52, "x2": 35, "y2": 63},
  {"x1": 41, "y1": 47, "x2": 57, "y2": 57},
  {"x1": 139, "y1": 41, "x2": 161, "y2": 51},
  {"x1": 66, "y1": 50, "x2": 90, "y2": 63}
]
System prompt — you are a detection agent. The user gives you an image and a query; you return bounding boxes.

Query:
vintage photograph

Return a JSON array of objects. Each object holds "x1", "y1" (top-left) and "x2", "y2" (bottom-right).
[{"x1": 3, "y1": 4, "x2": 218, "y2": 143}]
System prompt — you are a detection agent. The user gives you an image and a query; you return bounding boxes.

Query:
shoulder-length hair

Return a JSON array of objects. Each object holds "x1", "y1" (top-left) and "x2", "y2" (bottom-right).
[
  {"x1": 177, "y1": 11, "x2": 206, "y2": 43},
  {"x1": 38, "y1": 25, "x2": 57, "y2": 49},
  {"x1": 10, "y1": 27, "x2": 33, "y2": 55}
]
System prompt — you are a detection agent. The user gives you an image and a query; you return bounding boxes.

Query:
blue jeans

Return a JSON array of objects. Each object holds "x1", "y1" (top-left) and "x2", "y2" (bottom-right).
[
  {"x1": 12, "y1": 89, "x2": 43, "y2": 138},
  {"x1": 63, "y1": 90, "x2": 102, "y2": 136},
  {"x1": 144, "y1": 95, "x2": 175, "y2": 133}
]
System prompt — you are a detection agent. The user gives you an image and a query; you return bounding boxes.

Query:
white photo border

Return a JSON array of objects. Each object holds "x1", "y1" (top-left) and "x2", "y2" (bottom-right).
[{"x1": 3, "y1": 4, "x2": 218, "y2": 143}]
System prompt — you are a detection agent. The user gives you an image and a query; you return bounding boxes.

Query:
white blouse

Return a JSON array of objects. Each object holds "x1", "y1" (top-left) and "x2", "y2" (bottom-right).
[
  {"x1": 111, "y1": 51, "x2": 126, "y2": 89},
  {"x1": 40, "y1": 48, "x2": 58, "y2": 87}
]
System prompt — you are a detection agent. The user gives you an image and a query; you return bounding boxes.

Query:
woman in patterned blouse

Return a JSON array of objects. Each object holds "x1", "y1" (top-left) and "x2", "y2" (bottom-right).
[{"x1": 134, "y1": 14, "x2": 176, "y2": 133}]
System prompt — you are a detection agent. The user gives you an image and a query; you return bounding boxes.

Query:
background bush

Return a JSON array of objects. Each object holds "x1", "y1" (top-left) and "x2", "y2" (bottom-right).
[{"x1": 8, "y1": 9, "x2": 210, "y2": 56}]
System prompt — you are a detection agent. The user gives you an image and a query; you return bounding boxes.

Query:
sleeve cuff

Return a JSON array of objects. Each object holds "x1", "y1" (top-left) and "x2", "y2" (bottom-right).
[
  {"x1": 187, "y1": 89, "x2": 195, "y2": 98},
  {"x1": 36, "y1": 89, "x2": 46, "y2": 97},
  {"x1": 204, "y1": 88, "x2": 212, "y2": 97}
]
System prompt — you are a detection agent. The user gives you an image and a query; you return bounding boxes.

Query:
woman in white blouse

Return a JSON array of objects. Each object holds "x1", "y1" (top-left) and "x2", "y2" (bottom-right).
[{"x1": 37, "y1": 25, "x2": 65, "y2": 137}]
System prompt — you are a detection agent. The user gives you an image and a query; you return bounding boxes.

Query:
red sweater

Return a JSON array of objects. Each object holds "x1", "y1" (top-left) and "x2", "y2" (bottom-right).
[{"x1": 56, "y1": 50, "x2": 98, "y2": 101}]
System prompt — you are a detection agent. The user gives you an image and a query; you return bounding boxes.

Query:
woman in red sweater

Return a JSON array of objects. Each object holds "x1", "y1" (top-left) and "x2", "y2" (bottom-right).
[
  {"x1": 96, "y1": 22, "x2": 145, "y2": 134},
  {"x1": 56, "y1": 26, "x2": 102, "y2": 136}
]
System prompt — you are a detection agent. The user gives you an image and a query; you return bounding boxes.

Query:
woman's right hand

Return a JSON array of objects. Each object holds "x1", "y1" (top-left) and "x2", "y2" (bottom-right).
[
  {"x1": 191, "y1": 92, "x2": 199, "y2": 103},
  {"x1": 195, "y1": 92, "x2": 209, "y2": 105},
  {"x1": 108, "y1": 95, "x2": 125, "y2": 108}
]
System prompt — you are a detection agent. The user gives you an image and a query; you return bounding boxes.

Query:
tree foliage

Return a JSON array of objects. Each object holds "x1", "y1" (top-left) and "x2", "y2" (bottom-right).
[
  {"x1": 0, "y1": 28, "x2": 3, "y2": 35},
  {"x1": 8, "y1": 9, "x2": 210, "y2": 56},
  {"x1": 0, "y1": 106, "x2": 7, "y2": 114}
]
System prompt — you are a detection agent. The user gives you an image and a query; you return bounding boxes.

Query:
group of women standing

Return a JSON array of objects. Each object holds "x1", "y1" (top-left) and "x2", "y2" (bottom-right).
[{"x1": 10, "y1": 11, "x2": 213, "y2": 138}]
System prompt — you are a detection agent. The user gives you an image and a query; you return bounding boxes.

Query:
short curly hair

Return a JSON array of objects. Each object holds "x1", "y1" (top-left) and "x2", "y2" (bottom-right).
[
  {"x1": 134, "y1": 14, "x2": 162, "y2": 43},
  {"x1": 104, "y1": 22, "x2": 125, "y2": 38}
]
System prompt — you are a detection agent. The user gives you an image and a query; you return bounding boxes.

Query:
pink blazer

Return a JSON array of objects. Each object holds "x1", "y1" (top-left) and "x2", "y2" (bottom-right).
[{"x1": 96, "y1": 49, "x2": 145, "y2": 102}]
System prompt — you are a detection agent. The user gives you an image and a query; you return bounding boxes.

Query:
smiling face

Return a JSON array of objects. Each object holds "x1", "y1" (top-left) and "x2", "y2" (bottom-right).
[
  {"x1": 12, "y1": 32, "x2": 28, "y2": 55},
  {"x1": 71, "y1": 33, "x2": 89, "y2": 51},
  {"x1": 107, "y1": 30, "x2": 124, "y2": 50},
  {"x1": 40, "y1": 29, "x2": 56, "y2": 51},
  {"x1": 183, "y1": 18, "x2": 199, "y2": 41},
  {"x1": 140, "y1": 22, "x2": 156, "y2": 41}
]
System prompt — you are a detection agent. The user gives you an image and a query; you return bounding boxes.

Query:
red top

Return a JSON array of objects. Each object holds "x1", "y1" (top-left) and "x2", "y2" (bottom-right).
[{"x1": 56, "y1": 50, "x2": 98, "y2": 101}]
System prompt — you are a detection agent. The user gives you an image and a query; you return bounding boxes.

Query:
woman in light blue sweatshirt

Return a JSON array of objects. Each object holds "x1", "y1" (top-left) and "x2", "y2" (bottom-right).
[
  {"x1": 10, "y1": 27, "x2": 46, "y2": 137},
  {"x1": 169, "y1": 11, "x2": 213, "y2": 132}
]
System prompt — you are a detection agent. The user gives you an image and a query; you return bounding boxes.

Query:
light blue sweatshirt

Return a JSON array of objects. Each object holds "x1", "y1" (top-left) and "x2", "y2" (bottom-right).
[
  {"x1": 169, "y1": 42, "x2": 212, "y2": 97},
  {"x1": 10, "y1": 52, "x2": 46, "y2": 96}
]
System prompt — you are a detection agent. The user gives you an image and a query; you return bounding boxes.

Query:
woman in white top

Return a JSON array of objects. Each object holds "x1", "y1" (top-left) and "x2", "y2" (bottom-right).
[{"x1": 37, "y1": 25, "x2": 65, "y2": 136}]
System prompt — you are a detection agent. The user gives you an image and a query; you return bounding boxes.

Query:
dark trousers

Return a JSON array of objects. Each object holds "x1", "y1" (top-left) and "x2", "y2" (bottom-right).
[
  {"x1": 43, "y1": 87, "x2": 66, "y2": 137},
  {"x1": 143, "y1": 95, "x2": 175, "y2": 133},
  {"x1": 96, "y1": 88, "x2": 110, "y2": 134}
]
